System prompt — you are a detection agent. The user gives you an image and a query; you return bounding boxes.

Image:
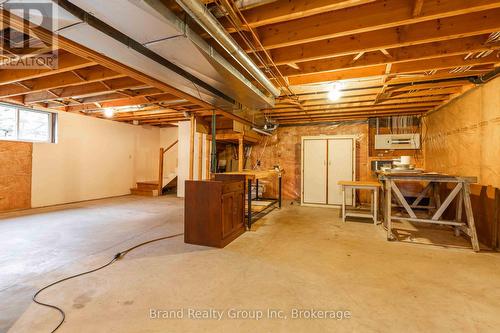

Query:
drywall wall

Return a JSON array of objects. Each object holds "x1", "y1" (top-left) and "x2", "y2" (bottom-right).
[
  {"x1": 250, "y1": 122, "x2": 370, "y2": 200},
  {"x1": 424, "y1": 77, "x2": 500, "y2": 187},
  {"x1": 177, "y1": 120, "x2": 207, "y2": 198},
  {"x1": 0, "y1": 141, "x2": 32, "y2": 212},
  {"x1": 160, "y1": 127, "x2": 179, "y2": 180},
  {"x1": 31, "y1": 111, "x2": 160, "y2": 207}
]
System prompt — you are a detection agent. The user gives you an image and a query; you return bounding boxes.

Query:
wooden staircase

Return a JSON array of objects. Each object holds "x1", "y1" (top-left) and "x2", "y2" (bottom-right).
[
  {"x1": 130, "y1": 181, "x2": 159, "y2": 197},
  {"x1": 131, "y1": 140, "x2": 178, "y2": 197}
]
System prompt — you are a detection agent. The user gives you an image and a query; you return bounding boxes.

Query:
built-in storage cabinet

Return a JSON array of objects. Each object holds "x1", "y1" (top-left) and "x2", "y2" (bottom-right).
[
  {"x1": 185, "y1": 180, "x2": 245, "y2": 248},
  {"x1": 301, "y1": 136, "x2": 356, "y2": 207}
]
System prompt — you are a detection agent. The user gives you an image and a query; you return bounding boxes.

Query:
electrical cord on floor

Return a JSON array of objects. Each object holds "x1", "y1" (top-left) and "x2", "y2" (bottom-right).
[{"x1": 32, "y1": 232, "x2": 184, "y2": 333}]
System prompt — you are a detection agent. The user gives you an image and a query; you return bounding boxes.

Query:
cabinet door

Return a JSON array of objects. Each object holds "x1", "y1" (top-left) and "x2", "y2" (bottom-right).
[
  {"x1": 303, "y1": 139, "x2": 327, "y2": 204},
  {"x1": 233, "y1": 191, "x2": 244, "y2": 229},
  {"x1": 327, "y1": 139, "x2": 354, "y2": 205},
  {"x1": 221, "y1": 192, "x2": 235, "y2": 238}
]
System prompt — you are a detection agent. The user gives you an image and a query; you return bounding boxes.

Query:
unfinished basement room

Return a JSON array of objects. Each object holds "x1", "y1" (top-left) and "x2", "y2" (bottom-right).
[{"x1": 1, "y1": 0, "x2": 500, "y2": 332}]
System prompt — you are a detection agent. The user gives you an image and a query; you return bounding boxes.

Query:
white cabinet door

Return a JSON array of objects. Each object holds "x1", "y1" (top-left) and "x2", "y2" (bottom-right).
[
  {"x1": 303, "y1": 139, "x2": 327, "y2": 204},
  {"x1": 328, "y1": 139, "x2": 353, "y2": 205}
]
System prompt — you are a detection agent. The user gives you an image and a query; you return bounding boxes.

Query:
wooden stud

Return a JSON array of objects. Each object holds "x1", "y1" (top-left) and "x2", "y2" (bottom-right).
[
  {"x1": 238, "y1": 137, "x2": 244, "y2": 172},
  {"x1": 198, "y1": 133, "x2": 203, "y2": 180},
  {"x1": 189, "y1": 115, "x2": 195, "y2": 180}
]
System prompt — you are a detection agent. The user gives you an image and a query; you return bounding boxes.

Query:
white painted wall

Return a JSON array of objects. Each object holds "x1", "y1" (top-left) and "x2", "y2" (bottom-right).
[
  {"x1": 159, "y1": 126, "x2": 179, "y2": 181},
  {"x1": 31, "y1": 111, "x2": 160, "y2": 207},
  {"x1": 176, "y1": 120, "x2": 208, "y2": 198}
]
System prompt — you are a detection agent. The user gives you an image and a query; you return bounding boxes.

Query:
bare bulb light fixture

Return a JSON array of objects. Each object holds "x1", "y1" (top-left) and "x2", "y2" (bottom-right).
[
  {"x1": 103, "y1": 108, "x2": 115, "y2": 118},
  {"x1": 328, "y1": 83, "x2": 343, "y2": 101}
]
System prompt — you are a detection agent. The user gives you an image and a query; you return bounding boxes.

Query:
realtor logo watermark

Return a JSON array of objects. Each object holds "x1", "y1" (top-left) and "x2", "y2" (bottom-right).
[
  {"x1": 0, "y1": 0, "x2": 59, "y2": 69},
  {"x1": 150, "y1": 308, "x2": 352, "y2": 321}
]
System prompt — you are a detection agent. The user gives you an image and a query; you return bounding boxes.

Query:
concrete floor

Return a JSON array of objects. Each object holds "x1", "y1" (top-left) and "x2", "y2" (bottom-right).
[{"x1": 2, "y1": 196, "x2": 500, "y2": 332}]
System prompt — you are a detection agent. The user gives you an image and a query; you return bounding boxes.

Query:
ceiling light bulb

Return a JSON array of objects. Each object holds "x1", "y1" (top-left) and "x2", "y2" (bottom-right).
[
  {"x1": 103, "y1": 108, "x2": 115, "y2": 118},
  {"x1": 328, "y1": 88, "x2": 342, "y2": 101}
]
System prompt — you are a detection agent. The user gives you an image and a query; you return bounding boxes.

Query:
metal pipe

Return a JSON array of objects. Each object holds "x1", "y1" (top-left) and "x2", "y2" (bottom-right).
[
  {"x1": 470, "y1": 67, "x2": 500, "y2": 84},
  {"x1": 175, "y1": 0, "x2": 281, "y2": 98}
]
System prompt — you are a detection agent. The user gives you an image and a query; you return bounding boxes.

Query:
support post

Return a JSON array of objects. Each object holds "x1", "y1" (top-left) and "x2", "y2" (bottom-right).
[
  {"x1": 385, "y1": 179, "x2": 394, "y2": 240},
  {"x1": 205, "y1": 138, "x2": 211, "y2": 180},
  {"x1": 238, "y1": 137, "x2": 244, "y2": 172},
  {"x1": 158, "y1": 147, "x2": 164, "y2": 195},
  {"x1": 278, "y1": 174, "x2": 282, "y2": 208},
  {"x1": 210, "y1": 110, "x2": 217, "y2": 174},
  {"x1": 463, "y1": 182, "x2": 480, "y2": 251},
  {"x1": 247, "y1": 179, "x2": 252, "y2": 230},
  {"x1": 198, "y1": 134, "x2": 203, "y2": 180},
  {"x1": 189, "y1": 115, "x2": 195, "y2": 180},
  {"x1": 255, "y1": 179, "x2": 259, "y2": 200},
  {"x1": 342, "y1": 185, "x2": 346, "y2": 223}
]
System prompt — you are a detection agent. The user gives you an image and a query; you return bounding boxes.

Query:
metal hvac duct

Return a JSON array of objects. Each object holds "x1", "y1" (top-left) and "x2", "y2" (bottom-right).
[{"x1": 175, "y1": 0, "x2": 281, "y2": 98}]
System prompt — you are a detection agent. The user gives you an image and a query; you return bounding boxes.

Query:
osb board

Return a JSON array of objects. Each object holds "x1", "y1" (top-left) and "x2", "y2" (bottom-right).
[
  {"x1": 441, "y1": 183, "x2": 499, "y2": 249},
  {"x1": 249, "y1": 122, "x2": 370, "y2": 201},
  {"x1": 424, "y1": 77, "x2": 500, "y2": 188},
  {"x1": 0, "y1": 141, "x2": 32, "y2": 212}
]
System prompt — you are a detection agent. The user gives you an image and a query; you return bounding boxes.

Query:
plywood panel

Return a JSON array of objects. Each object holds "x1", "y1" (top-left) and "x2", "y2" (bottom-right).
[
  {"x1": 424, "y1": 77, "x2": 500, "y2": 187},
  {"x1": 0, "y1": 141, "x2": 32, "y2": 212}
]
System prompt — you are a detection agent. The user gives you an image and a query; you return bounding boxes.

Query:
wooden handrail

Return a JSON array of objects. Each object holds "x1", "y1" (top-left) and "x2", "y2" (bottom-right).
[
  {"x1": 158, "y1": 140, "x2": 179, "y2": 194},
  {"x1": 162, "y1": 140, "x2": 178, "y2": 157}
]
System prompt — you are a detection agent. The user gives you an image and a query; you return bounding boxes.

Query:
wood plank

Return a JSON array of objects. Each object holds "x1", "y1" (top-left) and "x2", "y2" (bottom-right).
[
  {"x1": 270, "y1": 9, "x2": 500, "y2": 65},
  {"x1": 257, "y1": 0, "x2": 500, "y2": 49},
  {"x1": 189, "y1": 115, "x2": 195, "y2": 180},
  {"x1": 0, "y1": 66, "x2": 124, "y2": 98},
  {"x1": 276, "y1": 35, "x2": 498, "y2": 76},
  {"x1": 22, "y1": 77, "x2": 145, "y2": 104},
  {"x1": 391, "y1": 181, "x2": 417, "y2": 218},
  {"x1": 0, "y1": 52, "x2": 95, "y2": 85},
  {"x1": 223, "y1": 0, "x2": 375, "y2": 30},
  {"x1": 432, "y1": 183, "x2": 462, "y2": 221},
  {"x1": 287, "y1": 53, "x2": 499, "y2": 84}
]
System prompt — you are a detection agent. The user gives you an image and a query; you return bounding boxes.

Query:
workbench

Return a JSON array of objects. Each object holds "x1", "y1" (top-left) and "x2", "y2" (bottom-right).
[
  {"x1": 214, "y1": 170, "x2": 283, "y2": 230},
  {"x1": 378, "y1": 172, "x2": 480, "y2": 251}
]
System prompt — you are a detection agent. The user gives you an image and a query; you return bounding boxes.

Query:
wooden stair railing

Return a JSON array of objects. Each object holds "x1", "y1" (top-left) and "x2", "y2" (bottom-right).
[{"x1": 158, "y1": 140, "x2": 179, "y2": 194}]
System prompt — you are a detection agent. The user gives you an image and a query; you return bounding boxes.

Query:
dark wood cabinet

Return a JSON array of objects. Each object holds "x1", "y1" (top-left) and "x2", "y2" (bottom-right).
[{"x1": 185, "y1": 180, "x2": 245, "y2": 248}]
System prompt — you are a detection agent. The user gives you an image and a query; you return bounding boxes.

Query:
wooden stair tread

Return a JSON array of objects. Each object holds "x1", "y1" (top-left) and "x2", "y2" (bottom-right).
[{"x1": 131, "y1": 188, "x2": 159, "y2": 197}]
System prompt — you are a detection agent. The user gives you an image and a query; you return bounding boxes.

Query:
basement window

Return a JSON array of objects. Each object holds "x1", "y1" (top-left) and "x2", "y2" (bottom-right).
[{"x1": 0, "y1": 104, "x2": 57, "y2": 143}]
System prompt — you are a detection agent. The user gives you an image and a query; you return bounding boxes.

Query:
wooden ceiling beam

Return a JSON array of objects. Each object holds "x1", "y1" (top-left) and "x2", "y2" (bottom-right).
[
  {"x1": 269, "y1": 9, "x2": 500, "y2": 65},
  {"x1": 256, "y1": 1, "x2": 500, "y2": 50},
  {"x1": 223, "y1": 0, "x2": 375, "y2": 31},
  {"x1": 276, "y1": 111, "x2": 425, "y2": 124},
  {"x1": 0, "y1": 66, "x2": 124, "y2": 98},
  {"x1": 287, "y1": 53, "x2": 499, "y2": 85},
  {"x1": 61, "y1": 93, "x2": 182, "y2": 113},
  {"x1": 288, "y1": 80, "x2": 469, "y2": 101},
  {"x1": 281, "y1": 95, "x2": 449, "y2": 108},
  {"x1": 277, "y1": 35, "x2": 499, "y2": 77},
  {"x1": 23, "y1": 77, "x2": 145, "y2": 104},
  {"x1": 270, "y1": 109, "x2": 428, "y2": 120},
  {"x1": 266, "y1": 102, "x2": 440, "y2": 115},
  {"x1": 0, "y1": 51, "x2": 95, "y2": 85}
]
